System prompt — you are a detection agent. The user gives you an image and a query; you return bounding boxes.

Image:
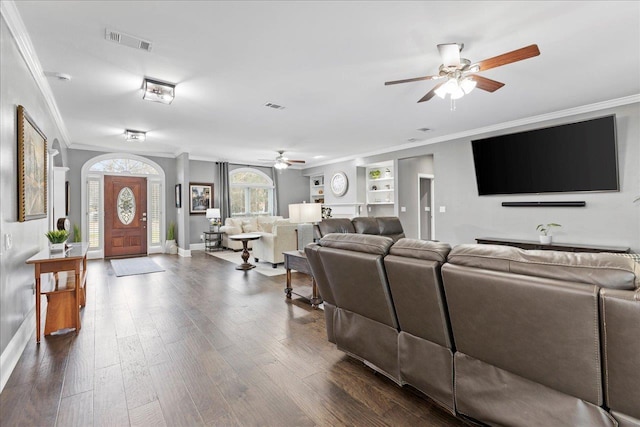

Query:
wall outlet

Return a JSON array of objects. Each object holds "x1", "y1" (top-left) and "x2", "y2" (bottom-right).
[
  {"x1": 439, "y1": 206, "x2": 446, "y2": 213},
  {"x1": 400, "y1": 206, "x2": 406, "y2": 212},
  {"x1": 200, "y1": 234, "x2": 204, "y2": 241}
]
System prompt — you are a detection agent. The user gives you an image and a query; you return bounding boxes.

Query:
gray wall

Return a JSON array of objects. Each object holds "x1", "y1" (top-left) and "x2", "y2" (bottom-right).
[
  {"x1": 0, "y1": 18, "x2": 66, "y2": 354},
  {"x1": 397, "y1": 155, "x2": 434, "y2": 238},
  {"x1": 304, "y1": 103, "x2": 640, "y2": 252},
  {"x1": 275, "y1": 168, "x2": 311, "y2": 216}
]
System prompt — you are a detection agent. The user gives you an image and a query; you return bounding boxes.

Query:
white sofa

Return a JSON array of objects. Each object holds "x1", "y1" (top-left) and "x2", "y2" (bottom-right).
[
  {"x1": 252, "y1": 220, "x2": 299, "y2": 267},
  {"x1": 219, "y1": 216, "x2": 283, "y2": 251}
]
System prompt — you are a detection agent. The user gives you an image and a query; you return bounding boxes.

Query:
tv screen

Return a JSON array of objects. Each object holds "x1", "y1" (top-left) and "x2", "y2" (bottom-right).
[{"x1": 471, "y1": 115, "x2": 618, "y2": 196}]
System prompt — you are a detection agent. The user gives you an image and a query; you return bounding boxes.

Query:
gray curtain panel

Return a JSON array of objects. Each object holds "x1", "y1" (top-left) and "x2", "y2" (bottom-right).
[{"x1": 216, "y1": 162, "x2": 231, "y2": 222}]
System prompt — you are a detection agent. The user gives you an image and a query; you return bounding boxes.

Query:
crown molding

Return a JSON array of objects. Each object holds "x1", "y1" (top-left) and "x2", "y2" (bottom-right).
[
  {"x1": 1, "y1": 0, "x2": 71, "y2": 147},
  {"x1": 304, "y1": 94, "x2": 640, "y2": 170}
]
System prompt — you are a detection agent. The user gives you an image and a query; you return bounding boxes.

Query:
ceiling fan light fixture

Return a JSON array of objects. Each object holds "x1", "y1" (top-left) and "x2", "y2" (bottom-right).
[
  {"x1": 450, "y1": 86, "x2": 465, "y2": 100},
  {"x1": 125, "y1": 129, "x2": 146, "y2": 142},
  {"x1": 460, "y1": 77, "x2": 477, "y2": 94},
  {"x1": 274, "y1": 160, "x2": 288, "y2": 170},
  {"x1": 434, "y1": 85, "x2": 448, "y2": 99},
  {"x1": 143, "y1": 78, "x2": 175, "y2": 104}
]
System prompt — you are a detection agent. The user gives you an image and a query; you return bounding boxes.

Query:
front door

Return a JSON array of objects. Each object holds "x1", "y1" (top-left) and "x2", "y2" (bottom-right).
[{"x1": 104, "y1": 175, "x2": 147, "y2": 258}]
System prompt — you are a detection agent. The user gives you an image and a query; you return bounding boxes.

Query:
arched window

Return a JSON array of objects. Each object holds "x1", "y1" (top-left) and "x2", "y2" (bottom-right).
[
  {"x1": 81, "y1": 154, "x2": 165, "y2": 258},
  {"x1": 229, "y1": 168, "x2": 274, "y2": 216}
]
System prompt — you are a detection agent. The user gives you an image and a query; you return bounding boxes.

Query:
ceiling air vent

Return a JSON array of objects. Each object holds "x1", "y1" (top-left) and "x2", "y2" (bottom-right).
[
  {"x1": 264, "y1": 102, "x2": 285, "y2": 110},
  {"x1": 105, "y1": 28, "x2": 153, "y2": 52}
]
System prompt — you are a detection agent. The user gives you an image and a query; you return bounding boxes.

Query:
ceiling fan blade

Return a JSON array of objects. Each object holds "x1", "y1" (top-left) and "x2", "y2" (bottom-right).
[
  {"x1": 475, "y1": 44, "x2": 540, "y2": 72},
  {"x1": 417, "y1": 82, "x2": 445, "y2": 103},
  {"x1": 437, "y1": 43, "x2": 461, "y2": 67},
  {"x1": 287, "y1": 160, "x2": 306, "y2": 164},
  {"x1": 385, "y1": 75, "x2": 440, "y2": 86},
  {"x1": 470, "y1": 75, "x2": 505, "y2": 92}
]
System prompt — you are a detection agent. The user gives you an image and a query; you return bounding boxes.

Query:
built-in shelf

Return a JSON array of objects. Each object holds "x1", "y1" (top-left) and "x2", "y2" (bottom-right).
[
  {"x1": 366, "y1": 163, "x2": 394, "y2": 205},
  {"x1": 310, "y1": 174, "x2": 324, "y2": 203}
]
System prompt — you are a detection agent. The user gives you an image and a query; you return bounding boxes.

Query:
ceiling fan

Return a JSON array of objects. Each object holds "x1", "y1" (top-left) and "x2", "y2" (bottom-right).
[
  {"x1": 259, "y1": 150, "x2": 306, "y2": 170},
  {"x1": 385, "y1": 43, "x2": 540, "y2": 103}
]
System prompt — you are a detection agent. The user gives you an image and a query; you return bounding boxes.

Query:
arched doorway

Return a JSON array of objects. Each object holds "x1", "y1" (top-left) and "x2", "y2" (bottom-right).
[{"x1": 81, "y1": 154, "x2": 166, "y2": 259}]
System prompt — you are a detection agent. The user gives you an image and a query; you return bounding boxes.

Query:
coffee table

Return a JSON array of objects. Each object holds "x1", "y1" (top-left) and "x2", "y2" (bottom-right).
[{"x1": 228, "y1": 233, "x2": 261, "y2": 270}]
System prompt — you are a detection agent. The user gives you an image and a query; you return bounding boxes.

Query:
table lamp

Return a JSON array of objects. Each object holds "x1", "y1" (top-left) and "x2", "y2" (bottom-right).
[
  {"x1": 289, "y1": 202, "x2": 322, "y2": 251},
  {"x1": 206, "y1": 208, "x2": 221, "y2": 231}
]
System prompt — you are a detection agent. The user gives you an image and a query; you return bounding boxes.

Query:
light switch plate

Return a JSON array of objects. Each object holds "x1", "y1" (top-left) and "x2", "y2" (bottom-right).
[
  {"x1": 439, "y1": 206, "x2": 446, "y2": 213},
  {"x1": 4, "y1": 233, "x2": 12, "y2": 250},
  {"x1": 400, "y1": 206, "x2": 406, "y2": 212}
]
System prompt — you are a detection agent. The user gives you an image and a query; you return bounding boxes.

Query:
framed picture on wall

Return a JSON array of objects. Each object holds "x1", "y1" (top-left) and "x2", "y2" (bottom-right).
[
  {"x1": 17, "y1": 105, "x2": 48, "y2": 222},
  {"x1": 175, "y1": 184, "x2": 182, "y2": 208},
  {"x1": 189, "y1": 182, "x2": 213, "y2": 214}
]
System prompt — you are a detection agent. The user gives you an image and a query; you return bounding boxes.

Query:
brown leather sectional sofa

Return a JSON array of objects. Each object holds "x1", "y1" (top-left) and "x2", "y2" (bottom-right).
[
  {"x1": 305, "y1": 234, "x2": 640, "y2": 427},
  {"x1": 315, "y1": 216, "x2": 406, "y2": 242}
]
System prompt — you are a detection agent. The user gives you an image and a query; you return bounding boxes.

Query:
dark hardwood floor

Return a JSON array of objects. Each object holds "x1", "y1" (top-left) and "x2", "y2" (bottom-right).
[{"x1": 0, "y1": 251, "x2": 467, "y2": 426}]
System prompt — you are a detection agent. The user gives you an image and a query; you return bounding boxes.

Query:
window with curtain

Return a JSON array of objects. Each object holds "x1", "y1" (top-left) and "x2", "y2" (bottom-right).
[{"x1": 229, "y1": 168, "x2": 274, "y2": 216}]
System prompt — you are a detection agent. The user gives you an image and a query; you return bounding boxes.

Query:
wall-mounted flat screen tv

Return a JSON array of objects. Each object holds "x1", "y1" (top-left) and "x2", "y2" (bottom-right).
[{"x1": 471, "y1": 115, "x2": 618, "y2": 196}]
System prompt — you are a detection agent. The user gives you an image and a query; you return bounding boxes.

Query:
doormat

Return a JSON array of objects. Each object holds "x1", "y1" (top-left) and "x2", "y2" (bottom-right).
[
  {"x1": 206, "y1": 251, "x2": 286, "y2": 276},
  {"x1": 110, "y1": 257, "x2": 165, "y2": 277}
]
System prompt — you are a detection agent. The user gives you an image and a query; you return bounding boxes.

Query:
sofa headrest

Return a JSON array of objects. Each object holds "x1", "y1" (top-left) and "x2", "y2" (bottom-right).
[
  {"x1": 318, "y1": 218, "x2": 356, "y2": 236},
  {"x1": 377, "y1": 217, "x2": 404, "y2": 236},
  {"x1": 448, "y1": 244, "x2": 639, "y2": 290},
  {"x1": 319, "y1": 233, "x2": 393, "y2": 255},
  {"x1": 390, "y1": 238, "x2": 451, "y2": 263},
  {"x1": 352, "y1": 217, "x2": 379, "y2": 235}
]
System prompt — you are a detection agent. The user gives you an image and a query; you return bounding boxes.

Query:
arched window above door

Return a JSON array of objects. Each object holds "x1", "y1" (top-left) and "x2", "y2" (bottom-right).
[{"x1": 89, "y1": 158, "x2": 159, "y2": 175}]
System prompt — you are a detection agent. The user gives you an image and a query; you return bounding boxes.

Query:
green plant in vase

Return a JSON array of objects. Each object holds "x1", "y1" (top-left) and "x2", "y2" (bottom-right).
[
  {"x1": 165, "y1": 221, "x2": 178, "y2": 254},
  {"x1": 369, "y1": 169, "x2": 381, "y2": 179},
  {"x1": 45, "y1": 230, "x2": 69, "y2": 252},
  {"x1": 73, "y1": 223, "x2": 82, "y2": 242},
  {"x1": 536, "y1": 223, "x2": 561, "y2": 244}
]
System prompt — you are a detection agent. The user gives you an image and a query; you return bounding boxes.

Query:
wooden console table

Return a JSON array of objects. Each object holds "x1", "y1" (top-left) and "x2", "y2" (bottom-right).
[
  {"x1": 26, "y1": 243, "x2": 89, "y2": 343},
  {"x1": 476, "y1": 237, "x2": 629, "y2": 253},
  {"x1": 283, "y1": 250, "x2": 322, "y2": 308}
]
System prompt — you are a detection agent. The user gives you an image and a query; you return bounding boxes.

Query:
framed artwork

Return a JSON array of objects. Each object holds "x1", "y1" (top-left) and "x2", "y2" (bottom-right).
[
  {"x1": 175, "y1": 184, "x2": 182, "y2": 208},
  {"x1": 189, "y1": 182, "x2": 213, "y2": 214},
  {"x1": 17, "y1": 105, "x2": 47, "y2": 222}
]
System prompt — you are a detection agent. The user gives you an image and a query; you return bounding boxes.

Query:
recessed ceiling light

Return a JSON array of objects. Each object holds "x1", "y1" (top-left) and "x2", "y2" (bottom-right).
[
  {"x1": 143, "y1": 78, "x2": 175, "y2": 104},
  {"x1": 125, "y1": 129, "x2": 146, "y2": 142},
  {"x1": 264, "y1": 102, "x2": 285, "y2": 110},
  {"x1": 407, "y1": 138, "x2": 420, "y2": 143}
]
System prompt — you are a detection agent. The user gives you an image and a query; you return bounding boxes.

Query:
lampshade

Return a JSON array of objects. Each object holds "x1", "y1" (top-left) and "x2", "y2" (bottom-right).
[
  {"x1": 288, "y1": 203, "x2": 322, "y2": 223},
  {"x1": 143, "y1": 78, "x2": 175, "y2": 104},
  {"x1": 206, "y1": 208, "x2": 220, "y2": 219}
]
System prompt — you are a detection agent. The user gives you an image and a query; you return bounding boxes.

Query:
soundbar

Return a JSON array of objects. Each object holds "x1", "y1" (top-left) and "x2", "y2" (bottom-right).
[{"x1": 501, "y1": 201, "x2": 586, "y2": 207}]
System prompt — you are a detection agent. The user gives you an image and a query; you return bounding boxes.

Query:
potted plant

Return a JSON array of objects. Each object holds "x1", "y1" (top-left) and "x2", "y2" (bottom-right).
[
  {"x1": 536, "y1": 223, "x2": 561, "y2": 244},
  {"x1": 165, "y1": 221, "x2": 178, "y2": 254},
  {"x1": 72, "y1": 224, "x2": 82, "y2": 243},
  {"x1": 369, "y1": 169, "x2": 381, "y2": 179},
  {"x1": 45, "y1": 230, "x2": 69, "y2": 252}
]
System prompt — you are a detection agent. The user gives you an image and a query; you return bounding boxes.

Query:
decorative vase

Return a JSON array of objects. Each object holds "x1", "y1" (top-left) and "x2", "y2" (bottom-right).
[
  {"x1": 49, "y1": 240, "x2": 67, "y2": 252},
  {"x1": 164, "y1": 239, "x2": 178, "y2": 254},
  {"x1": 539, "y1": 235, "x2": 552, "y2": 245}
]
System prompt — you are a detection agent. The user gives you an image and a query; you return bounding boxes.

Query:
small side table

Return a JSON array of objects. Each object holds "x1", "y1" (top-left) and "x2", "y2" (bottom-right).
[
  {"x1": 228, "y1": 233, "x2": 261, "y2": 270},
  {"x1": 204, "y1": 231, "x2": 223, "y2": 252},
  {"x1": 283, "y1": 250, "x2": 322, "y2": 308}
]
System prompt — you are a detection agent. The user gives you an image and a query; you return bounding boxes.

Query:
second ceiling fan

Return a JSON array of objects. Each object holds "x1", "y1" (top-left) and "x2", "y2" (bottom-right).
[{"x1": 385, "y1": 43, "x2": 540, "y2": 103}]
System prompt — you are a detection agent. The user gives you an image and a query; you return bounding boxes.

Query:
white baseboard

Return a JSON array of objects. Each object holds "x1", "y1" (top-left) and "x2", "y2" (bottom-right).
[
  {"x1": 0, "y1": 308, "x2": 34, "y2": 393},
  {"x1": 178, "y1": 247, "x2": 191, "y2": 257},
  {"x1": 189, "y1": 243, "x2": 205, "y2": 251}
]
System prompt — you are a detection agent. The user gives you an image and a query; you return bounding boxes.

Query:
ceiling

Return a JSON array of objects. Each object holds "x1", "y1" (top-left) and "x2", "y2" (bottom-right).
[{"x1": 12, "y1": 1, "x2": 640, "y2": 168}]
